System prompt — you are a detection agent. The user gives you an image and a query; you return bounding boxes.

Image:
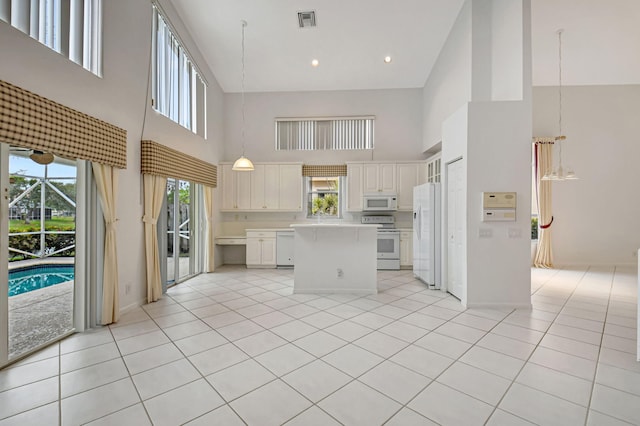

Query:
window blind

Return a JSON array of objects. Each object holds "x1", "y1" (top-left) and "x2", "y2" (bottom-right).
[
  {"x1": 276, "y1": 117, "x2": 374, "y2": 151},
  {"x1": 0, "y1": 0, "x2": 102, "y2": 76}
]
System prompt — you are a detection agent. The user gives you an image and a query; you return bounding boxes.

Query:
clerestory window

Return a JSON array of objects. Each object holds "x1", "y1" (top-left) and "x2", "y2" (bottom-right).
[
  {"x1": 152, "y1": 4, "x2": 207, "y2": 137},
  {"x1": 0, "y1": 0, "x2": 102, "y2": 75}
]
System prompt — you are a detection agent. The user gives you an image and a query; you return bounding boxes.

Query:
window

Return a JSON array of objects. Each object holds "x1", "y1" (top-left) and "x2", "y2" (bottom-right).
[
  {"x1": 0, "y1": 0, "x2": 102, "y2": 75},
  {"x1": 306, "y1": 176, "x2": 343, "y2": 218},
  {"x1": 152, "y1": 4, "x2": 207, "y2": 137},
  {"x1": 276, "y1": 117, "x2": 374, "y2": 151}
]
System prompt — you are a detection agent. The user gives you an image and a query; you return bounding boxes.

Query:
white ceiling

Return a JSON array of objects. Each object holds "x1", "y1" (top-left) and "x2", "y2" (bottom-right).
[{"x1": 168, "y1": 0, "x2": 640, "y2": 93}]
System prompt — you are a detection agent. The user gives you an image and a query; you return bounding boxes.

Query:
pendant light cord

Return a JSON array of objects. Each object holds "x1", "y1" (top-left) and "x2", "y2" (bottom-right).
[
  {"x1": 241, "y1": 20, "x2": 247, "y2": 158},
  {"x1": 557, "y1": 29, "x2": 564, "y2": 169}
]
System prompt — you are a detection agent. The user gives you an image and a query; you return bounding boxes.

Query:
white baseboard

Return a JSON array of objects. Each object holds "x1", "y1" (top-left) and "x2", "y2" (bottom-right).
[
  {"x1": 464, "y1": 302, "x2": 532, "y2": 310},
  {"x1": 120, "y1": 299, "x2": 146, "y2": 315}
]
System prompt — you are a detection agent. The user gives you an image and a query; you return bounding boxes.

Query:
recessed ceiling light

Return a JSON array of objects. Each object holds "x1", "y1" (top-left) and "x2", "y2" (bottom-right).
[
  {"x1": 384, "y1": 56, "x2": 392, "y2": 63},
  {"x1": 311, "y1": 59, "x2": 319, "y2": 67}
]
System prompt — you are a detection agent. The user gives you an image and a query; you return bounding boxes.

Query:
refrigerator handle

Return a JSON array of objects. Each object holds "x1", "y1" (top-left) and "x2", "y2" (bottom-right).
[{"x1": 414, "y1": 206, "x2": 421, "y2": 239}]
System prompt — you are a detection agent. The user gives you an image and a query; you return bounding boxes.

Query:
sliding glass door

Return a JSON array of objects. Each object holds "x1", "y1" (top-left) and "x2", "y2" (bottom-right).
[
  {"x1": 164, "y1": 178, "x2": 201, "y2": 288},
  {"x1": 1, "y1": 143, "x2": 78, "y2": 365}
]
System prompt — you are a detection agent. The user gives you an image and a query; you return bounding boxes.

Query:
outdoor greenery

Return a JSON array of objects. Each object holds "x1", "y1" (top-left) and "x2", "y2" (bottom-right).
[
  {"x1": 531, "y1": 216, "x2": 538, "y2": 240},
  {"x1": 312, "y1": 193, "x2": 339, "y2": 216},
  {"x1": 9, "y1": 176, "x2": 76, "y2": 214},
  {"x1": 9, "y1": 233, "x2": 75, "y2": 261},
  {"x1": 9, "y1": 217, "x2": 76, "y2": 233},
  {"x1": 8, "y1": 174, "x2": 76, "y2": 261},
  {"x1": 309, "y1": 177, "x2": 339, "y2": 217}
]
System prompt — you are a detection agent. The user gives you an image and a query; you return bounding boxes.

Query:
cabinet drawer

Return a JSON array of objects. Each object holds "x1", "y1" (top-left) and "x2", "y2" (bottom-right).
[
  {"x1": 246, "y1": 231, "x2": 277, "y2": 239},
  {"x1": 216, "y1": 238, "x2": 247, "y2": 245}
]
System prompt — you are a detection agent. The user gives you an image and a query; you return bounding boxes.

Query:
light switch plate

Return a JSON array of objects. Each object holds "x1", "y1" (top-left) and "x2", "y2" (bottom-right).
[
  {"x1": 508, "y1": 228, "x2": 522, "y2": 238},
  {"x1": 478, "y1": 228, "x2": 492, "y2": 238}
]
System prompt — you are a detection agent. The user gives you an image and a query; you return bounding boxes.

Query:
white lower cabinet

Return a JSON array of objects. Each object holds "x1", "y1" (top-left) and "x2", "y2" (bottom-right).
[
  {"x1": 400, "y1": 231, "x2": 413, "y2": 267},
  {"x1": 246, "y1": 231, "x2": 277, "y2": 268}
]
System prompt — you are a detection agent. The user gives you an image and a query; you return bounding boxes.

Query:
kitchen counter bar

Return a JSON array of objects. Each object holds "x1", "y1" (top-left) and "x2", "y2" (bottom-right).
[{"x1": 290, "y1": 223, "x2": 379, "y2": 294}]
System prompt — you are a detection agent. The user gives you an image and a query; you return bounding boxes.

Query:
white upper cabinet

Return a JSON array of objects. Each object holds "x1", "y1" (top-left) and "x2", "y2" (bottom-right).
[
  {"x1": 347, "y1": 161, "x2": 426, "y2": 212},
  {"x1": 279, "y1": 164, "x2": 303, "y2": 211},
  {"x1": 251, "y1": 165, "x2": 280, "y2": 209},
  {"x1": 363, "y1": 163, "x2": 396, "y2": 193},
  {"x1": 346, "y1": 163, "x2": 364, "y2": 212},
  {"x1": 220, "y1": 163, "x2": 302, "y2": 212},
  {"x1": 396, "y1": 162, "x2": 428, "y2": 211},
  {"x1": 221, "y1": 163, "x2": 251, "y2": 210}
]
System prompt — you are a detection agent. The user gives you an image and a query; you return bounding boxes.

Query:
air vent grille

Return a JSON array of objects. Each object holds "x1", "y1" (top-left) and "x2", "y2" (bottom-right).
[{"x1": 298, "y1": 11, "x2": 316, "y2": 28}]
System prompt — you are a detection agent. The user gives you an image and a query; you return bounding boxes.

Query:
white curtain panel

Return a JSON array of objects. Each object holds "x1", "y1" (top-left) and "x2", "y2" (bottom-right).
[
  {"x1": 143, "y1": 174, "x2": 167, "y2": 303},
  {"x1": 534, "y1": 142, "x2": 554, "y2": 268},
  {"x1": 92, "y1": 162, "x2": 120, "y2": 324},
  {"x1": 203, "y1": 185, "x2": 215, "y2": 273}
]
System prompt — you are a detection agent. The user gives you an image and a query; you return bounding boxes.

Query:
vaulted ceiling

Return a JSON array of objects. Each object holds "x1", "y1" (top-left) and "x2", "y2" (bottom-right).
[{"x1": 168, "y1": 0, "x2": 640, "y2": 93}]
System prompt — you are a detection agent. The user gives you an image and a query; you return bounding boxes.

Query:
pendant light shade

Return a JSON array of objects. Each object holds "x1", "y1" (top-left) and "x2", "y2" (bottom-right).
[
  {"x1": 232, "y1": 20, "x2": 254, "y2": 172},
  {"x1": 232, "y1": 155, "x2": 254, "y2": 171},
  {"x1": 29, "y1": 150, "x2": 54, "y2": 165}
]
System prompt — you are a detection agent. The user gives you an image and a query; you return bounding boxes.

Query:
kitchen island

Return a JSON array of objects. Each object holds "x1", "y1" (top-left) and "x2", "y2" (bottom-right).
[{"x1": 290, "y1": 223, "x2": 380, "y2": 294}]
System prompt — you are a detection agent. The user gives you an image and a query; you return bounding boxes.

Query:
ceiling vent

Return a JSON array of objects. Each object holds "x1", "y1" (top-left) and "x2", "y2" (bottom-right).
[{"x1": 297, "y1": 11, "x2": 316, "y2": 28}]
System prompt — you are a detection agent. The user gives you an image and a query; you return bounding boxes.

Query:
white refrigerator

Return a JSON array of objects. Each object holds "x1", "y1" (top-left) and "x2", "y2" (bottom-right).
[{"x1": 413, "y1": 183, "x2": 441, "y2": 289}]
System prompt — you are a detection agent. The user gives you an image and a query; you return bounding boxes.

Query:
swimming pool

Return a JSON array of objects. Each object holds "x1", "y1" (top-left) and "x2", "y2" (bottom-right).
[{"x1": 8, "y1": 265, "x2": 74, "y2": 297}]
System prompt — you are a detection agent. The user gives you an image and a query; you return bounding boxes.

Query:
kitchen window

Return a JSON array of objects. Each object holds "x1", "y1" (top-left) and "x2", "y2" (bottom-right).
[
  {"x1": 0, "y1": 0, "x2": 102, "y2": 75},
  {"x1": 276, "y1": 117, "x2": 374, "y2": 151},
  {"x1": 152, "y1": 4, "x2": 207, "y2": 137},
  {"x1": 306, "y1": 176, "x2": 343, "y2": 218}
]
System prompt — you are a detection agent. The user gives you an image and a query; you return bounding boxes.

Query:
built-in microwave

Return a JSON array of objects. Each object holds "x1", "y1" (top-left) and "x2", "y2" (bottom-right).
[{"x1": 363, "y1": 194, "x2": 398, "y2": 211}]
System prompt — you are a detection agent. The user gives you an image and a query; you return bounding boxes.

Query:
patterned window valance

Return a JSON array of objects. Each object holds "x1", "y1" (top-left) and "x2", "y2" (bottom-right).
[
  {"x1": 302, "y1": 164, "x2": 347, "y2": 177},
  {"x1": 141, "y1": 140, "x2": 217, "y2": 188},
  {"x1": 0, "y1": 80, "x2": 127, "y2": 168}
]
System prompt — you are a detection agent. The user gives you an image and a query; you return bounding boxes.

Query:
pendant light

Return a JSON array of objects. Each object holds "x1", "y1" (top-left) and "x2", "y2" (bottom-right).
[
  {"x1": 542, "y1": 29, "x2": 578, "y2": 181},
  {"x1": 232, "y1": 20, "x2": 254, "y2": 171},
  {"x1": 29, "y1": 150, "x2": 54, "y2": 165}
]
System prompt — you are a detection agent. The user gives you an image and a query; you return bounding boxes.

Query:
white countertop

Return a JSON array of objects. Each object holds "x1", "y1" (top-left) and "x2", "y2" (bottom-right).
[
  {"x1": 218, "y1": 226, "x2": 412, "y2": 238},
  {"x1": 290, "y1": 223, "x2": 381, "y2": 229},
  {"x1": 245, "y1": 228, "x2": 293, "y2": 232}
]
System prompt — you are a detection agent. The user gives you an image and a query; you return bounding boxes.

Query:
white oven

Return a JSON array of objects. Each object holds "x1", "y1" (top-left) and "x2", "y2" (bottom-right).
[
  {"x1": 362, "y1": 215, "x2": 401, "y2": 270},
  {"x1": 377, "y1": 230, "x2": 400, "y2": 270}
]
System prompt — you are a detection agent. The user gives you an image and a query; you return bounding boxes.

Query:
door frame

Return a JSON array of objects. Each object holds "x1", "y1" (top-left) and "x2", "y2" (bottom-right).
[
  {"x1": 0, "y1": 146, "x2": 94, "y2": 368},
  {"x1": 0, "y1": 144, "x2": 9, "y2": 365},
  {"x1": 444, "y1": 156, "x2": 465, "y2": 302}
]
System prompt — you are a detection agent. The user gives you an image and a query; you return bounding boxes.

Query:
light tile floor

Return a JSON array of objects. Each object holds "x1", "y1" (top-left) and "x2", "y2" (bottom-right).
[{"x1": 0, "y1": 265, "x2": 638, "y2": 425}]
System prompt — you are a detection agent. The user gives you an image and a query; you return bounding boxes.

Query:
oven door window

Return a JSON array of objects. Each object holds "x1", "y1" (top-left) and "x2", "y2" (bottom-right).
[{"x1": 377, "y1": 237, "x2": 396, "y2": 258}]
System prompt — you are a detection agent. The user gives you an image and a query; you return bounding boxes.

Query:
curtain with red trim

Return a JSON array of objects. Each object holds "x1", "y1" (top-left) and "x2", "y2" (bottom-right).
[{"x1": 533, "y1": 140, "x2": 554, "y2": 268}]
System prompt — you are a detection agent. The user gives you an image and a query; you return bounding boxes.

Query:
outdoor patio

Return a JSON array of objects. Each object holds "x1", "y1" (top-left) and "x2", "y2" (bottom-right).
[{"x1": 8, "y1": 259, "x2": 74, "y2": 359}]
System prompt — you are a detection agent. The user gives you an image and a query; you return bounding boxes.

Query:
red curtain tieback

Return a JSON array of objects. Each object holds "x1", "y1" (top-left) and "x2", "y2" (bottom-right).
[{"x1": 540, "y1": 216, "x2": 554, "y2": 229}]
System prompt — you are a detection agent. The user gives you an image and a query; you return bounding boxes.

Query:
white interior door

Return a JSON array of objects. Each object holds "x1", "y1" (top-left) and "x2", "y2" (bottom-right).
[{"x1": 447, "y1": 159, "x2": 464, "y2": 300}]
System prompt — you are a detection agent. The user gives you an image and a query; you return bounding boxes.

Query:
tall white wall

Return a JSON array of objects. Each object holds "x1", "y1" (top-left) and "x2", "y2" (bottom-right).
[
  {"x1": 223, "y1": 89, "x2": 425, "y2": 164},
  {"x1": 422, "y1": 1, "x2": 472, "y2": 152},
  {"x1": 533, "y1": 84, "x2": 640, "y2": 265},
  {"x1": 491, "y1": 0, "x2": 523, "y2": 100},
  {"x1": 426, "y1": 0, "x2": 532, "y2": 308},
  {"x1": 0, "y1": 0, "x2": 224, "y2": 312},
  {"x1": 466, "y1": 101, "x2": 532, "y2": 307}
]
